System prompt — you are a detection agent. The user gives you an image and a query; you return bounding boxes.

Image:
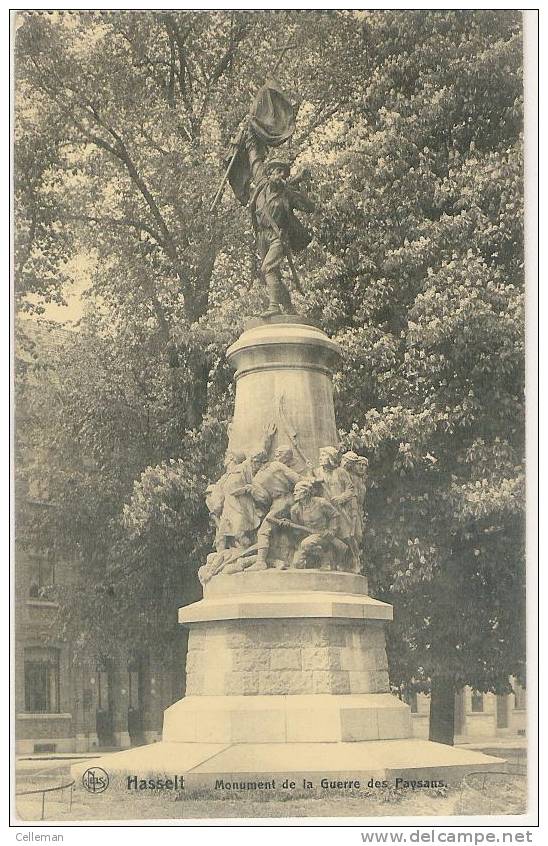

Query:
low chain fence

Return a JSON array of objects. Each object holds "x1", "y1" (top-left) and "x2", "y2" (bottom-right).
[{"x1": 16, "y1": 779, "x2": 75, "y2": 820}]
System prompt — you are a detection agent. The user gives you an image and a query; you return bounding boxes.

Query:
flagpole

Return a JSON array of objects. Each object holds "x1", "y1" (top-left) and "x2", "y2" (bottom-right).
[
  {"x1": 269, "y1": 40, "x2": 295, "y2": 76},
  {"x1": 209, "y1": 118, "x2": 248, "y2": 214}
]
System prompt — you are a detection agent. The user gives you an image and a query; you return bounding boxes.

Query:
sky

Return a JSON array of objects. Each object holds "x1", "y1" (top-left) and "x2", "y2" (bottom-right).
[{"x1": 22, "y1": 252, "x2": 95, "y2": 327}]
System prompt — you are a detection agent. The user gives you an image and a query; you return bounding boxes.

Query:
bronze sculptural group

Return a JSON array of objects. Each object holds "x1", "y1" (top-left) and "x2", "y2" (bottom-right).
[{"x1": 199, "y1": 427, "x2": 369, "y2": 585}]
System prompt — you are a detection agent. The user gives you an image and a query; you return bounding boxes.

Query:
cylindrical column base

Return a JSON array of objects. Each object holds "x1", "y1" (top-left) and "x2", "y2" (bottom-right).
[{"x1": 226, "y1": 320, "x2": 341, "y2": 465}]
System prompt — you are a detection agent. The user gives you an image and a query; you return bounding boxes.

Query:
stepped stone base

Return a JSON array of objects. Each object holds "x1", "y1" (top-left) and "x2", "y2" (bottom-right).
[
  {"x1": 70, "y1": 738, "x2": 504, "y2": 794},
  {"x1": 69, "y1": 570, "x2": 505, "y2": 795},
  {"x1": 163, "y1": 694, "x2": 410, "y2": 744}
]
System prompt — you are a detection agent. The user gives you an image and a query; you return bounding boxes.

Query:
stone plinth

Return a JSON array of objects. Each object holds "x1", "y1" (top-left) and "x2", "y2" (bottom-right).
[
  {"x1": 226, "y1": 321, "x2": 340, "y2": 464},
  {"x1": 163, "y1": 569, "x2": 404, "y2": 745},
  {"x1": 179, "y1": 571, "x2": 391, "y2": 700},
  {"x1": 163, "y1": 694, "x2": 410, "y2": 744}
]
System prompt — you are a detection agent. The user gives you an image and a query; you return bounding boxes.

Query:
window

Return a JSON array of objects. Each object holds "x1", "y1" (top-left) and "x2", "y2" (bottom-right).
[
  {"x1": 514, "y1": 682, "x2": 526, "y2": 711},
  {"x1": 128, "y1": 669, "x2": 140, "y2": 710},
  {"x1": 28, "y1": 553, "x2": 55, "y2": 600},
  {"x1": 471, "y1": 690, "x2": 484, "y2": 712},
  {"x1": 404, "y1": 691, "x2": 418, "y2": 713},
  {"x1": 97, "y1": 664, "x2": 110, "y2": 712},
  {"x1": 24, "y1": 648, "x2": 60, "y2": 713}
]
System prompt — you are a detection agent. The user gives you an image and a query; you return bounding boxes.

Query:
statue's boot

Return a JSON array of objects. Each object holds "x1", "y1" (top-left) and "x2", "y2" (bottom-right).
[
  {"x1": 261, "y1": 271, "x2": 292, "y2": 318},
  {"x1": 261, "y1": 306, "x2": 282, "y2": 318},
  {"x1": 247, "y1": 547, "x2": 268, "y2": 571}
]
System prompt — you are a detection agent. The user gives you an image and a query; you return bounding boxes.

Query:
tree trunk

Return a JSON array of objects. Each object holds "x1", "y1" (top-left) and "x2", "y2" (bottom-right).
[{"x1": 429, "y1": 674, "x2": 456, "y2": 745}]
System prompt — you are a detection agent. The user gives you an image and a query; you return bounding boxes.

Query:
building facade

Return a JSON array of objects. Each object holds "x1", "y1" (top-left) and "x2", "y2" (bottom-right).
[
  {"x1": 407, "y1": 682, "x2": 526, "y2": 742},
  {"x1": 14, "y1": 536, "x2": 180, "y2": 755},
  {"x1": 14, "y1": 322, "x2": 180, "y2": 755}
]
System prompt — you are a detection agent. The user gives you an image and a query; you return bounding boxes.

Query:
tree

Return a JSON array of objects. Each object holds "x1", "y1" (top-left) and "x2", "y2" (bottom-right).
[
  {"x1": 306, "y1": 10, "x2": 524, "y2": 742},
  {"x1": 15, "y1": 10, "x2": 525, "y2": 742}
]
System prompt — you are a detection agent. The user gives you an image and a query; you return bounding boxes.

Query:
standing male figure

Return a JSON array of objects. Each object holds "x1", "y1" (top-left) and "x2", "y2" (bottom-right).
[
  {"x1": 249, "y1": 151, "x2": 315, "y2": 316},
  {"x1": 315, "y1": 446, "x2": 357, "y2": 570},
  {"x1": 215, "y1": 450, "x2": 265, "y2": 551},
  {"x1": 246, "y1": 445, "x2": 303, "y2": 569},
  {"x1": 220, "y1": 77, "x2": 316, "y2": 316}
]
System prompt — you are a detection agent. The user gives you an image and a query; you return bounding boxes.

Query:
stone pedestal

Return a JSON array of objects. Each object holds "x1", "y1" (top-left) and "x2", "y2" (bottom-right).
[
  {"x1": 226, "y1": 318, "x2": 340, "y2": 464},
  {"x1": 164, "y1": 571, "x2": 410, "y2": 745},
  {"x1": 71, "y1": 317, "x2": 504, "y2": 793}
]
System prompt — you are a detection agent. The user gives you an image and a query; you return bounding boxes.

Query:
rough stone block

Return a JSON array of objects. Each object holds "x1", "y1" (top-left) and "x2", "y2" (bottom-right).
[
  {"x1": 340, "y1": 647, "x2": 376, "y2": 671},
  {"x1": 251, "y1": 621, "x2": 289, "y2": 644},
  {"x1": 270, "y1": 648, "x2": 302, "y2": 670},
  {"x1": 301, "y1": 623, "x2": 348, "y2": 647},
  {"x1": 312, "y1": 670, "x2": 351, "y2": 695},
  {"x1": 224, "y1": 672, "x2": 260, "y2": 696},
  {"x1": 230, "y1": 647, "x2": 271, "y2": 672},
  {"x1": 372, "y1": 648, "x2": 389, "y2": 670},
  {"x1": 348, "y1": 670, "x2": 374, "y2": 694},
  {"x1": 185, "y1": 673, "x2": 204, "y2": 696},
  {"x1": 224, "y1": 628, "x2": 259, "y2": 648},
  {"x1": 353, "y1": 625, "x2": 385, "y2": 651},
  {"x1": 200, "y1": 667, "x2": 231, "y2": 696},
  {"x1": 371, "y1": 670, "x2": 390, "y2": 693},
  {"x1": 258, "y1": 670, "x2": 314, "y2": 695},
  {"x1": 301, "y1": 646, "x2": 342, "y2": 671}
]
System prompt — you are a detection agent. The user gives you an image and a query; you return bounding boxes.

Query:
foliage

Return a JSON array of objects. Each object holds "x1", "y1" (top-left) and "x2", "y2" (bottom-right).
[{"x1": 15, "y1": 10, "x2": 525, "y2": 709}]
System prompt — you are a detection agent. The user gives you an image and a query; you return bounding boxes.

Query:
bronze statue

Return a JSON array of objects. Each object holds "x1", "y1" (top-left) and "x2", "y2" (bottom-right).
[
  {"x1": 249, "y1": 152, "x2": 314, "y2": 316},
  {"x1": 248, "y1": 445, "x2": 303, "y2": 569},
  {"x1": 211, "y1": 76, "x2": 315, "y2": 316},
  {"x1": 202, "y1": 440, "x2": 371, "y2": 582},
  {"x1": 340, "y1": 451, "x2": 369, "y2": 573},
  {"x1": 289, "y1": 479, "x2": 347, "y2": 570}
]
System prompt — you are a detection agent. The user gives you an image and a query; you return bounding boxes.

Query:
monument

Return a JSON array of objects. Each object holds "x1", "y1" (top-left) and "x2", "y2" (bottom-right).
[
  {"x1": 71, "y1": 314, "x2": 503, "y2": 791},
  {"x1": 72, "y1": 75, "x2": 503, "y2": 793}
]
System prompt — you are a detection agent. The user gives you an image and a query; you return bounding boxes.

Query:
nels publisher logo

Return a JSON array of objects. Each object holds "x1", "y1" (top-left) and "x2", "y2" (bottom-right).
[{"x1": 82, "y1": 767, "x2": 109, "y2": 794}]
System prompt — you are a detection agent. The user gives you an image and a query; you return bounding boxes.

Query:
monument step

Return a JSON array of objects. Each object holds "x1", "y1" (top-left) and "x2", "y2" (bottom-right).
[
  {"x1": 180, "y1": 591, "x2": 392, "y2": 624},
  {"x1": 70, "y1": 738, "x2": 504, "y2": 795},
  {"x1": 163, "y1": 693, "x2": 411, "y2": 744}
]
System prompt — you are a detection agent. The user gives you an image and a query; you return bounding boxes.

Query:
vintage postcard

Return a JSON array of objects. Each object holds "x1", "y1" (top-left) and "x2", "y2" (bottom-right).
[{"x1": 12, "y1": 7, "x2": 536, "y2": 831}]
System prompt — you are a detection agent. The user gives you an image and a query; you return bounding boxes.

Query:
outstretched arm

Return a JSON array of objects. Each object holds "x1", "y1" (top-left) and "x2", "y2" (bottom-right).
[{"x1": 245, "y1": 126, "x2": 268, "y2": 183}]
